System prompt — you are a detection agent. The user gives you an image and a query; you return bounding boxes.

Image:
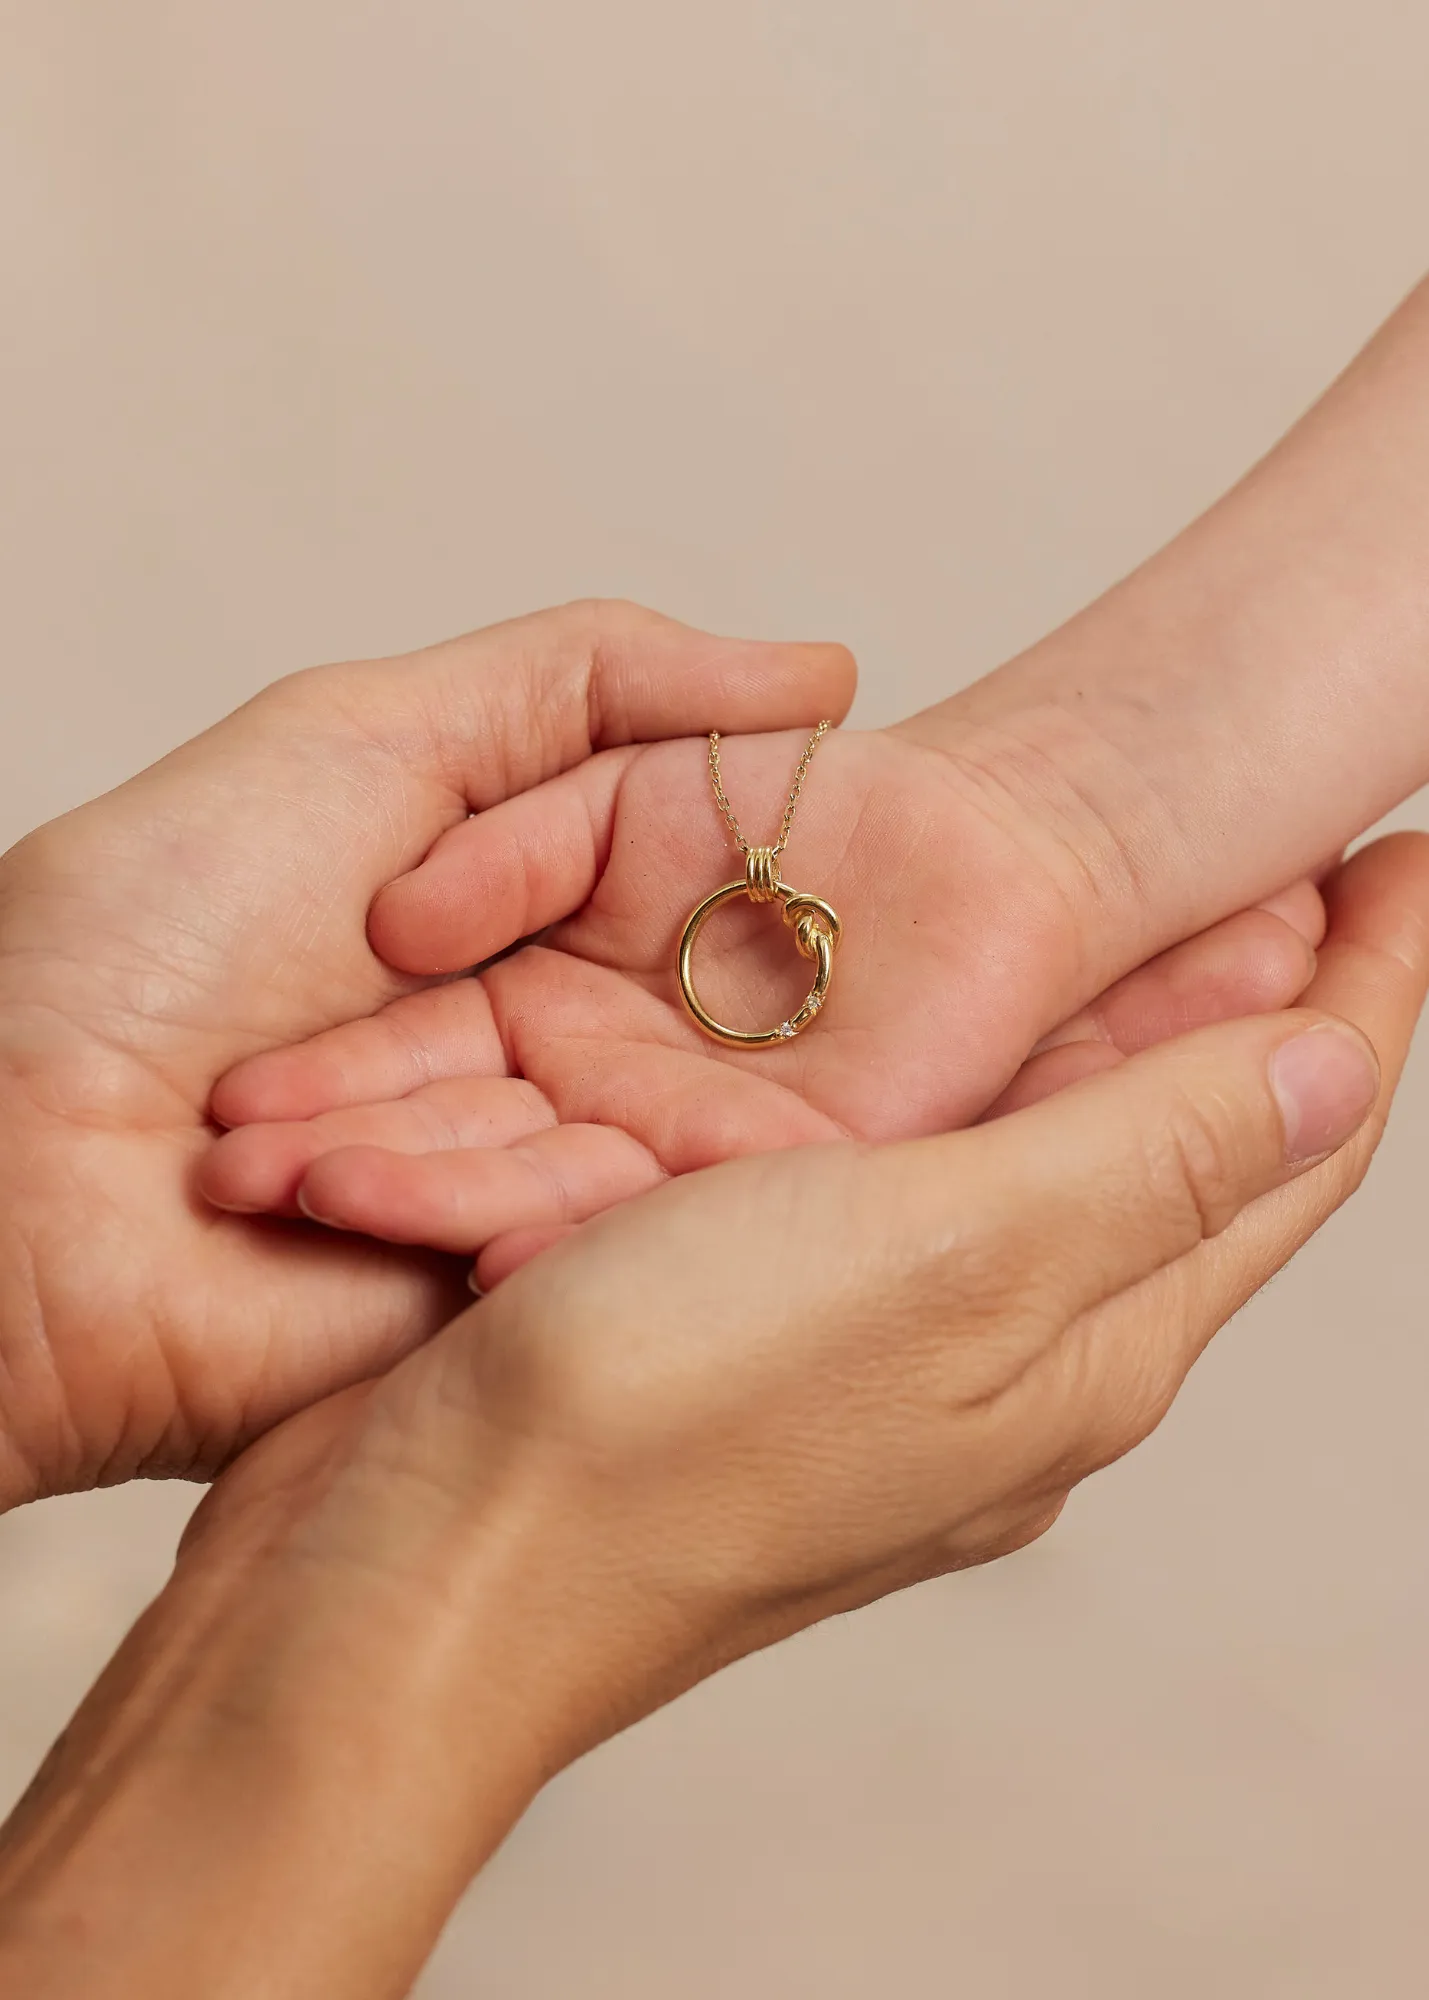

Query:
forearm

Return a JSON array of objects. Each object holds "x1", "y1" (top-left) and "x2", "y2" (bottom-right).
[
  {"x1": 0, "y1": 1466, "x2": 604, "y2": 1999},
  {"x1": 906, "y1": 275, "x2": 1429, "y2": 932}
]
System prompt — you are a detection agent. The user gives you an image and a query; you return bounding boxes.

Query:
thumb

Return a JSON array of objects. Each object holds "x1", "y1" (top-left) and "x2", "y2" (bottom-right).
[
  {"x1": 287, "y1": 598, "x2": 857, "y2": 812},
  {"x1": 911, "y1": 1008, "x2": 1381, "y2": 1322}
]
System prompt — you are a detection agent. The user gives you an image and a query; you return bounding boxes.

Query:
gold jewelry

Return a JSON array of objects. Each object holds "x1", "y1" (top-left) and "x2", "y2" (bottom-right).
[{"x1": 677, "y1": 722, "x2": 841, "y2": 1048}]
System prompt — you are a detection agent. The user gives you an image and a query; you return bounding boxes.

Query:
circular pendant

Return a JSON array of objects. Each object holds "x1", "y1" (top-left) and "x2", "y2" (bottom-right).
[{"x1": 677, "y1": 855, "x2": 842, "y2": 1049}]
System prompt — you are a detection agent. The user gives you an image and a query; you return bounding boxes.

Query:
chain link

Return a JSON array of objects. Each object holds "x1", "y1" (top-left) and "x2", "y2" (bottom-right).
[{"x1": 707, "y1": 719, "x2": 831, "y2": 857}]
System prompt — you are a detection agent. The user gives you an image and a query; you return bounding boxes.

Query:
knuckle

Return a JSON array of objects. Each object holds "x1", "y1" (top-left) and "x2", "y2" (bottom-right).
[
  {"x1": 896, "y1": 1230, "x2": 1063, "y2": 1411},
  {"x1": 259, "y1": 657, "x2": 348, "y2": 707},
  {"x1": 0, "y1": 821, "x2": 54, "y2": 894},
  {"x1": 994, "y1": 1494, "x2": 1070, "y2": 1557},
  {"x1": 938, "y1": 1490, "x2": 1070, "y2": 1574},
  {"x1": 1153, "y1": 1088, "x2": 1259, "y2": 1246},
  {"x1": 565, "y1": 599, "x2": 645, "y2": 749},
  {"x1": 565, "y1": 596, "x2": 660, "y2": 649},
  {"x1": 1059, "y1": 1278, "x2": 1201, "y2": 1474},
  {"x1": 0, "y1": 813, "x2": 104, "y2": 914},
  {"x1": 252, "y1": 659, "x2": 384, "y2": 744},
  {"x1": 1078, "y1": 1356, "x2": 1179, "y2": 1472}
]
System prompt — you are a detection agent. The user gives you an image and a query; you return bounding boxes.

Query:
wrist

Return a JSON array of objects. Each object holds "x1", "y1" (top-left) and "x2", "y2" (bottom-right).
[
  {"x1": 904, "y1": 280, "x2": 1429, "y2": 945},
  {"x1": 0, "y1": 1425, "x2": 627, "y2": 2000},
  {"x1": 900, "y1": 527, "x2": 1427, "y2": 959}
]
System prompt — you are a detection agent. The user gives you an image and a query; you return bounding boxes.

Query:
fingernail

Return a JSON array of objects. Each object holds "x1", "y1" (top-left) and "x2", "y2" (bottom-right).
[
  {"x1": 296, "y1": 1187, "x2": 340, "y2": 1227},
  {"x1": 1270, "y1": 1024, "x2": 1380, "y2": 1164},
  {"x1": 467, "y1": 1268, "x2": 485, "y2": 1299}
]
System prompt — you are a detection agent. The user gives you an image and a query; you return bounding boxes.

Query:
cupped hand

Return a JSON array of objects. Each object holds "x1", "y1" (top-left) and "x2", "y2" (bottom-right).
[
  {"x1": 0, "y1": 602, "x2": 854, "y2": 1505},
  {"x1": 193, "y1": 832, "x2": 1429, "y2": 1785},
  {"x1": 204, "y1": 703, "x2": 1329, "y2": 1287},
  {"x1": 10, "y1": 839, "x2": 1415, "y2": 2000}
]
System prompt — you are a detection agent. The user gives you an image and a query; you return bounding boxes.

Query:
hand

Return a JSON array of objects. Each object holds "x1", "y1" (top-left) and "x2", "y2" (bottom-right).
[
  {"x1": 203, "y1": 705, "x2": 1329, "y2": 1287},
  {"x1": 201, "y1": 281, "x2": 1429, "y2": 1288},
  {"x1": 7, "y1": 837, "x2": 1422, "y2": 2000},
  {"x1": 212, "y1": 836, "x2": 1426, "y2": 1649},
  {"x1": 0, "y1": 602, "x2": 854, "y2": 1505}
]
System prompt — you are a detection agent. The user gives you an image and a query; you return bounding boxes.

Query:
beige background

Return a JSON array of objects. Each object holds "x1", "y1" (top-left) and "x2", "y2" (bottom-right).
[{"x1": 2, "y1": 3, "x2": 1428, "y2": 1993}]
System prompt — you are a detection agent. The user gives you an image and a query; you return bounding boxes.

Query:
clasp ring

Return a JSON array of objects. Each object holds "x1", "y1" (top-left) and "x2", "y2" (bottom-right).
[{"x1": 677, "y1": 877, "x2": 842, "y2": 1048}]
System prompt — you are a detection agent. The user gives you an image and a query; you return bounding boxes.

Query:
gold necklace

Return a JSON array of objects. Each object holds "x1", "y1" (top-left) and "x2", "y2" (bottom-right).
[{"x1": 677, "y1": 721, "x2": 842, "y2": 1048}]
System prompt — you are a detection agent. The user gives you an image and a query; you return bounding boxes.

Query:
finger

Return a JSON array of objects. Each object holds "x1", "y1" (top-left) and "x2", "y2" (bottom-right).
[
  {"x1": 369, "y1": 751, "x2": 634, "y2": 977},
  {"x1": 1258, "y1": 878, "x2": 1328, "y2": 946},
  {"x1": 472, "y1": 1225, "x2": 579, "y2": 1293},
  {"x1": 199, "y1": 1077, "x2": 556, "y2": 1216},
  {"x1": 982, "y1": 1040, "x2": 1125, "y2": 1118},
  {"x1": 295, "y1": 1125, "x2": 665, "y2": 1252},
  {"x1": 987, "y1": 898, "x2": 1320, "y2": 1118},
  {"x1": 310, "y1": 600, "x2": 856, "y2": 813},
  {"x1": 921, "y1": 1005, "x2": 1382, "y2": 1329},
  {"x1": 1042, "y1": 832, "x2": 1429, "y2": 1472},
  {"x1": 1034, "y1": 903, "x2": 1317, "y2": 1059},
  {"x1": 1130, "y1": 831, "x2": 1429, "y2": 1335},
  {"x1": 479, "y1": 949, "x2": 845, "y2": 1169},
  {"x1": 93, "y1": 603, "x2": 854, "y2": 1091},
  {"x1": 210, "y1": 977, "x2": 509, "y2": 1127}
]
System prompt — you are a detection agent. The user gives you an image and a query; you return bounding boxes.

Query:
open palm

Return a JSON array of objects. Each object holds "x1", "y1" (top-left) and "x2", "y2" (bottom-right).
[{"x1": 206, "y1": 716, "x2": 1322, "y2": 1288}]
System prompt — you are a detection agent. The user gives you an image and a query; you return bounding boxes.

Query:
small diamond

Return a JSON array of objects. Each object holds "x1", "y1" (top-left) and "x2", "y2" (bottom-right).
[{"x1": 777, "y1": 1021, "x2": 795, "y2": 1038}]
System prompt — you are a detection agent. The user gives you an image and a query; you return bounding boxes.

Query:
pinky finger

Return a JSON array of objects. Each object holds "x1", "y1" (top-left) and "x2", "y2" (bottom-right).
[
  {"x1": 471, "y1": 1224, "x2": 580, "y2": 1294},
  {"x1": 980, "y1": 1041, "x2": 1124, "y2": 1120},
  {"x1": 991, "y1": 893, "x2": 1328, "y2": 1119},
  {"x1": 1037, "y1": 903, "x2": 1318, "y2": 1060}
]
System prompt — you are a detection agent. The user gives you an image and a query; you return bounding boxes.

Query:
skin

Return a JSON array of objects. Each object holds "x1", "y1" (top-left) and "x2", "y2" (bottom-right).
[
  {"x1": 3, "y1": 834, "x2": 1426, "y2": 2000},
  {"x1": 0, "y1": 610, "x2": 1311, "y2": 1508},
  {"x1": 29, "y1": 270, "x2": 1429, "y2": 1507},
  {"x1": 202, "y1": 718, "x2": 1328, "y2": 1286},
  {"x1": 3, "y1": 260, "x2": 1429, "y2": 2000},
  {"x1": 201, "y1": 276, "x2": 1429, "y2": 1288},
  {"x1": 0, "y1": 604, "x2": 859, "y2": 1507}
]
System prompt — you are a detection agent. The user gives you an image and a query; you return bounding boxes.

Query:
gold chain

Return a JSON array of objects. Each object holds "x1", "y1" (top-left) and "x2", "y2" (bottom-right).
[
  {"x1": 681, "y1": 719, "x2": 841, "y2": 1047},
  {"x1": 707, "y1": 720, "x2": 831, "y2": 857}
]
